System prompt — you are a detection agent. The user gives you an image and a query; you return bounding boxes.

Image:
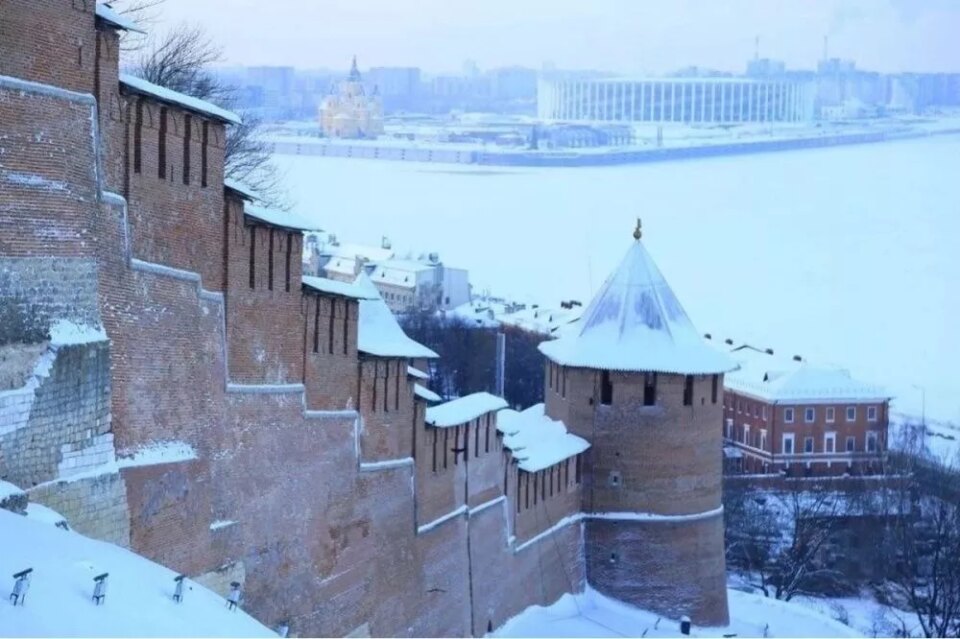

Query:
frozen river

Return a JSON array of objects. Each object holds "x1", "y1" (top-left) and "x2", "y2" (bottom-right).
[{"x1": 274, "y1": 134, "x2": 960, "y2": 425}]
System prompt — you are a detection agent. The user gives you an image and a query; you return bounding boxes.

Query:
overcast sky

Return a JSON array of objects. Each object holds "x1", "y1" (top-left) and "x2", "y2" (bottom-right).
[{"x1": 147, "y1": 0, "x2": 960, "y2": 75}]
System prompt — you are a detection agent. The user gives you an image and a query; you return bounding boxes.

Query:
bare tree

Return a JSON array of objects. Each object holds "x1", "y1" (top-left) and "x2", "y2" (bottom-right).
[{"x1": 725, "y1": 478, "x2": 851, "y2": 601}]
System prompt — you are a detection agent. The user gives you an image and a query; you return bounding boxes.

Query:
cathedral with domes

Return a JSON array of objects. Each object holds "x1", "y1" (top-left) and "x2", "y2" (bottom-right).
[{"x1": 319, "y1": 56, "x2": 384, "y2": 139}]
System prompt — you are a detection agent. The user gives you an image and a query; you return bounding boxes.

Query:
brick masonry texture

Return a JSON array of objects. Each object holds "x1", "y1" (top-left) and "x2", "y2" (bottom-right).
[{"x1": 0, "y1": 3, "x2": 726, "y2": 635}]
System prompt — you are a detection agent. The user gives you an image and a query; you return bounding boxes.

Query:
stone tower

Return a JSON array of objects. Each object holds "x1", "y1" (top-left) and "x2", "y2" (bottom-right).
[{"x1": 539, "y1": 221, "x2": 736, "y2": 625}]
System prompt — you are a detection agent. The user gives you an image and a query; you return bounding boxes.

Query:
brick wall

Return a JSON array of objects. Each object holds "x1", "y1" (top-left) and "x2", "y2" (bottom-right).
[
  {"x1": 0, "y1": 258, "x2": 100, "y2": 337},
  {"x1": 303, "y1": 291, "x2": 359, "y2": 410},
  {"x1": 358, "y1": 357, "x2": 414, "y2": 462}
]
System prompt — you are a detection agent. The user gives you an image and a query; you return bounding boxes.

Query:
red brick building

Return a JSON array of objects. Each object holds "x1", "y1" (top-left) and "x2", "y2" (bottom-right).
[{"x1": 719, "y1": 344, "x2": 891, "y2": 477}]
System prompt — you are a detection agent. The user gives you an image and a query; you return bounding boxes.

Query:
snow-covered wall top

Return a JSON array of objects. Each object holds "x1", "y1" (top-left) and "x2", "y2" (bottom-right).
[
  {"x1": 498, "y1": 404, "x2": 590, "y2": 473},
  {"x1": 355, "y1": 274, "x2": 438, "y2": 359},
  {"x1": 119, "y1": 74, "x2": 241, "y2": 125},
  {"x1": 302, "y1": 276, "x2": 378, "y2": 301},
  {"x1": 426, "y1": 392, "x2": 508, "y2": 428}
]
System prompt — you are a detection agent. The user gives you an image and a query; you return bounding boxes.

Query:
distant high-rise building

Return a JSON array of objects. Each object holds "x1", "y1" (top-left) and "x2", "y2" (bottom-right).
[{"x1": 367, "y1": 66, "x2": 421, "y2": 112}]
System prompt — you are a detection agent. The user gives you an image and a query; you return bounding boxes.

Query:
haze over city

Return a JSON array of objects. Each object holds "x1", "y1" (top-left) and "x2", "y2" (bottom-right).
[{"x1": 149, "y1": 0, "x2": 960, "y2": 73}]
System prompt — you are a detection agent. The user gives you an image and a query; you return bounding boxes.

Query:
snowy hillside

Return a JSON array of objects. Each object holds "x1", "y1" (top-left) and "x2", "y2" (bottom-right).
[
  {"x1": 492, "y1": 587, "x2": 860, "y2": 638},
  {"x1": 0, "y1": 509, "x2": 274, "y2": 637}
]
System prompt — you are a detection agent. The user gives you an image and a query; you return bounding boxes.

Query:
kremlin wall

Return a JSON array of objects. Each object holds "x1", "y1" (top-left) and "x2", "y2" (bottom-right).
[{"x1": 0, "y1": 2, "x2": 732, "y2": 634}]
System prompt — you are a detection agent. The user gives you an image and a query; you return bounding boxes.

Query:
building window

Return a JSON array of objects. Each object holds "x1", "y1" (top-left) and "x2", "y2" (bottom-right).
[
  {"x1": 725, "y1": 419, "x2": 732, "y2": 440},
  {"x1": 643, "y1": 372, "x2": 656, "y2": 406},
  {"x1": 182, "y1": 114, "x2": 191, "y2": 185},
  {"x1": 736, "y1": 400, "x2": 742, "y2": 414},
  {"x1": 826, "y1": 407, "x2": 835, "y2": 423},
  {"x1": 683, "y1": 375, "x2": 694, "y2": 406},
  {"x1": 805, "y1": 407, "x2": 815, "y2": 423},
  {"x1": 804, "y1": 437, "x2": 814, "y2": 453},
  {"x1": 742, "y1": 425, "x2": 750, "y2": 445},
  {"x1": 783, "y1": 434, "x2": 795, "y2": 455},
  {"x1": 784, "y1": 407, "x2": 795, "y2": 423},
  {"x1": 201, "y1": 121, "x2": 209, "y2": 187},
  {"x1": 866, "y1": 432, "x2": 879, "y2": 452},
  {"x1": 267, "y1": 229, "x2": 274, "y2": 291},
  {"x1": 158, "y1": 107, "x2": 167, "y2": 179},
  {"x1": 600, "y1": 371, "x2": 613, "y2": 406},
  {"x1": 753, "y1": 404, "x2": 759, "y2": 418},
  {"x1": 867, "y1": 406, "x2": 878, "y2": 422},
  {"x1": 846, "y1": 406, "x2": 857, "y2": 422},
  {"x1": 760, "y1": 429, "x2": 767, "y2": 450},
  {"x1": 825, "y1": 432, "x2": 836, "y2": 453},
  {"x1": 762, "y1": 405, "x2": 767, "y2": 421},
  {"x1": 711, "y1": 375, "x2": 718, "y2": 404},
  {"x1": 133, "y1": 99, "x2": 143, "y2": 173},
  {"x1": 248, "y1": 226, "x2": 256, "y2": 289},
  {"x1": 846, "y1": 436, "x2": 856, "y2": 452}
]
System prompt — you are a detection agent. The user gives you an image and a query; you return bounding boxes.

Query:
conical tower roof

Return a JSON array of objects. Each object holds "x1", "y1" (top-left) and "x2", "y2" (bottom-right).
[
  {"x1": 539, "y1": 222, "x2": 736, "y2": 375},
  {"x1": 348, "y1": 55, "x2": 362, "y2": 81}
]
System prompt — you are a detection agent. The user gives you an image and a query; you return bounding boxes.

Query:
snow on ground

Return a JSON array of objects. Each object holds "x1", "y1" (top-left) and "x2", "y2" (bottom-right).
[
  {"x1": 491, "y1": 586, "x2": 860, "y2": 638},
  {"x1": 791, "y1": 594, "x2": 922, "y2": 638},
  {"x1": 0, "y1": 509, "x2": 273, "y2": 637},
  {"x1": 275, "y1": 134, "x2": 960, "y2": 427}
]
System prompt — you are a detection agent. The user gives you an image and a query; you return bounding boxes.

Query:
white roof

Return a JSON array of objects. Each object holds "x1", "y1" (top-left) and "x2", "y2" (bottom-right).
[
  {"x1": 407, "y1": 366, "x2": 429, "y2": 380},
  {"x1": 498, "y1": 404, "x2": 590, "y2": 473},
  {"x1": 302, "y1": 275, "x2": 377, "y2": 300},
  {"x1": 724, "y1": 345, "x2": 890, "y2": 404},
  {"x1": 119, "y1": 74, "x2": 242, "y2": 125},
  {"x1": 355, "y1": 273, "x2": 438, "y2": 359},
  {"x1": 323, "y1": 257, "x2": 359, "y2": 276},
  {"x1": 425, "y1": 392, "x2": 508, "y2": 428},
  {"x1": 95, "y1": 3, "x2": 146, "y2": 33},
  {"x1": 414, "y1": 384, "x2": 442, "y2": 403},
  {"x1": 224, "y1": 179, "x2": 256, "y2": 201},
  {"x1": 539, "y1": 237, "x2": 737, "y2": 375},
  {"x1": 323, "y1": 242, "x2": 393, "y2": 263},
  {"x1": 245, "y1": 204, "x2": 321, "y2": 232},
  {"x1": 369, "y1": 259, "x2": 434, "y2": 288}
]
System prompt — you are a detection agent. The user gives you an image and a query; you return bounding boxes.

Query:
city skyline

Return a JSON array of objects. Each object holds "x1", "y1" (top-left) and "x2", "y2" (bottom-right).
[{"x1": 144, "y1": 0, "x2": 960, "y2": 75}]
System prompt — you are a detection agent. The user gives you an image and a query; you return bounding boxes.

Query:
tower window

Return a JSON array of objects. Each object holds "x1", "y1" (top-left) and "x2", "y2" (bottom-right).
[
  {"x1": 312, "y1": 297, "x2": 320, "y2": 353},
  {"x1": 432, "y1": 429, "x2": 438, "y2": 473},
  {"x1": 711, "y1": 374, "x2": 718, "y2": 404},
  {"x1": 133, "y1": 99, "x2": 143, "y2": 174},
  {"x1": 643, "y1": 372, "x2": 657, "y2": 406},
  {"x1": 201, "y1": 121, "x2": 209, "y2": 187},
  {"x1": 158, "y1": 107, "x2": 167, "y2": 179},
  {"x1": 182, "y1": 114, "x2": 191, "y2": 185},
  {"x1": 328, "y1": 300, "x2": 335, "y2": 354},
  {"x1": 285, "y1": 234, "x2": 292, "y2": 292},
  {"x1": 600, "y1": 370, "x2": 613, "y2": 406},
  {"x1": 683, "y1": 375, "x2": 694, "y2": 406},
  {"x1": 267, "y1": 229, "x2": 274, "y2": 291},
  {"x1": 248, "y1": 226, "x2": 255, "y2": 289}
]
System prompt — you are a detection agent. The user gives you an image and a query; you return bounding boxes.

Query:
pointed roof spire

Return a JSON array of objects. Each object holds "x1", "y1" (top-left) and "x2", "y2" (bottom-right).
[
  {"x1": 539, "y1": 229, "x2": 736, "y2": 375},
  {"x1": 348, "y1": 55, "x2": 362, "y2": 81},
  {"x1": 633, "y1": 217, "x2": 642, "y2": 241}
]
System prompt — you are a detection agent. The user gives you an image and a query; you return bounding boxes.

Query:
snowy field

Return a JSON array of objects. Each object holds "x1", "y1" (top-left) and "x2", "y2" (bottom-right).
[
  {"x1": 275, "y1": 134, "x2": 960, "y2": 429},
  {"x1": 0, "y1": 509, "x2": 273, "y2": 637},
  {"x1": 491, "y1": 587, "x2": 860, "y2": 638}
]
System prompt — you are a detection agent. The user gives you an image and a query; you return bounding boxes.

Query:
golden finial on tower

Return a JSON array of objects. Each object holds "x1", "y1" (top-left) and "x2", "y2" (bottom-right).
[{"x1": 633, "y1": 217, "x2": 642, "y2": 241}]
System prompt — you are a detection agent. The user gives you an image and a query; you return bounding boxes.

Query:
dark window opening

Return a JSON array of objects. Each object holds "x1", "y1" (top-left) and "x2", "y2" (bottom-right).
[
  {"x1": 432, "y1": 429, "x2": 438, "y2": 472},
  {"x1": 267, "y1": 229, "x2": 274, "y2": 291},
  {"x1": 517, "y1": 474, "x2": 521, "y2": 512},
  {"x1": 644, "y1": 372, "x2": 657, "y2": 406},
  {"x1": 600, "y1": 370, "x2": 613, "y2": 405},
  {"x1": 182, "y1": 114, "x2": 191, "y2": 185},
  {"x1": 533, "y1": 473, "x2": 538, "y2": 505},
  {"x1": 312, "y1": 298, "x2": 320, "y2": 353},
  {"x1": 561, "y1": 368, "x2": 567, "y2": 398},
  {"x1": 453, "y1": 427, "x2": 460, "y2": 465},
  {"x1": 285, "y1": 234, "x2": 292, "y2": 292},
  {"x1": 328, "y1": 301, "x2": 335, "y2": 354},
  {"x1": 248, "y1": 226, "x2": 256, "y2": 289},
  {"x1": 524, "y1": 474, "x2": 529, "y2": 509},
  {"x1": 158, "y1": 107, "x2": 167, "y2": 179},
  {"x1": 549, "y1": 467, "x2": 555, "y2": 496},
  {"x1": 133, "y1": 100, "x2": 143, "y2": 173},
  {"x1": 383, "y1": 362, "x2": 389, "y2": 413},
  {"x1": 575, "y1": 455, "x2": 582, "y2": 484},
  {"x1": 541, "y1": 471, "x2": 546, "y2": 501},
  {"x1": 394, "y1": 360, "x2": 400, "y2": 411},
  {"x1": 443, "y1": 429, "x2": 448, "y2": 469},
  {"x1": 549, "y1": 363, "x2": 554, "y2": 389},
  {"x1": 485, "y1": 417, "x2": 490, "y2": 453},
  {"x1": 683, "y1": 375, "x2": 694, "y2": 406},
  {"x1": 564, "y1": 459, "x2": 570, "y2": 486},
  {"x1": 371, "y1": 361, "x2": 378, "y2": 412},
  {"x1": 474, "y1": 419, "x2": 480, "y2": 457},
  {"x1": 201, "y1": 121, "x2": 209, "y2": 187},
  {"x1": 711, "y1": 374, "x2": 719, "y2": 404},
  {"x1": 343, "y1": 302, "x2": 349, "y2": 355}
]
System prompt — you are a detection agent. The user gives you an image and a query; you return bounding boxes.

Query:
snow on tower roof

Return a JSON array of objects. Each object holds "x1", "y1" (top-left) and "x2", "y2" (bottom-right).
[
  {"x1": 244, "y1": 204, "x2": 321, "y2": 232},
  {"x1": 539, "y1": 222, "x2": 737, "y2": 375},
  {"x1": 498, "y1": 404, "x2": 590, "y2": 473},
  {"x1": 224, "y1": 179, "x2": 256, "y2": 202},
  {"x1": 724, "y1": 344, "x2": 891, "y2": 404},
  {"x1": 355, "y1": 273, "x2": 438, "y2": 359},
  {"x1": 119, "y1": 74, "x2": 242, "y2": 125},
  {"x1": 414, "y1": 384, "x2": 442, "y2": 403},
  {"x1": 95, "y1": 3, "x2": 146, "y2": 33},
  {"x1": 425, "y1": 392, "x2": 508, "y2": 428},
  {"x1": 302, "y1": 276, "x2": 378, "y2": 300}
]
